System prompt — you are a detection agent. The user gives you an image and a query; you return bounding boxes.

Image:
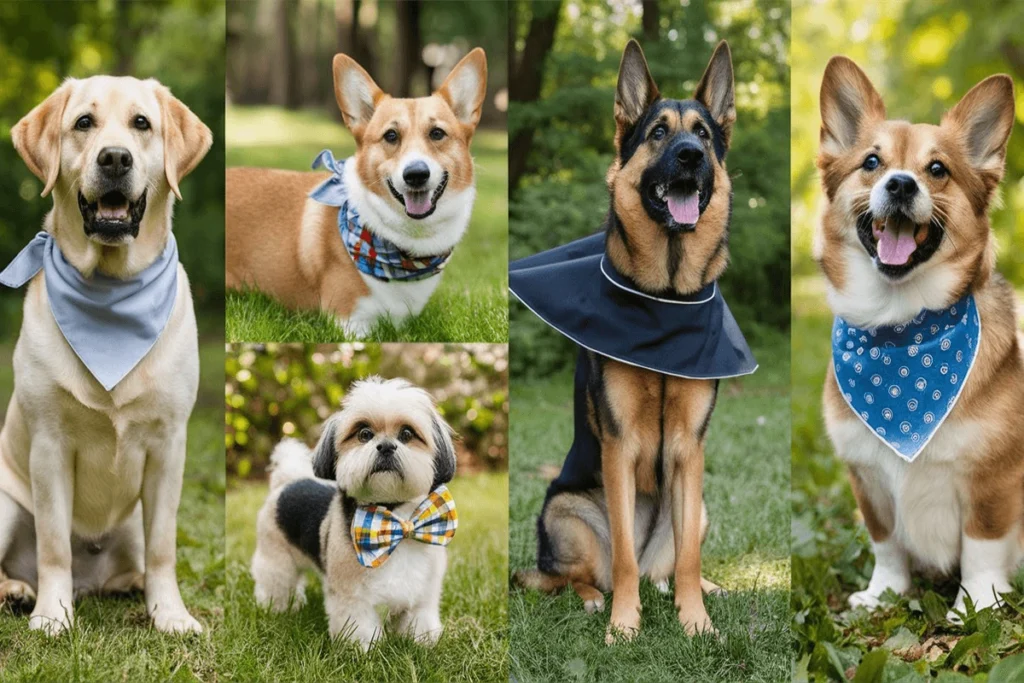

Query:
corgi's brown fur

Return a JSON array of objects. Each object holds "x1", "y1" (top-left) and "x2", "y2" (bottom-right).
[
  {"x1": 816, "y1": 56, "x2": 1024, "y2": 619},
  {"x1": 226, "y1": 49, "x2": 486, "y2": 336},
  {"x1": 514, "y1": 40, "x2": 735, "y2": 642}
]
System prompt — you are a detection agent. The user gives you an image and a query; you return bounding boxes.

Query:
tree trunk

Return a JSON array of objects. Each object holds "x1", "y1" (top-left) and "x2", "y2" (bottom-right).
[
  {"x1": 270, "y1": 0, "x2": 298, "y2": 108},
  {"x1": 509, "y1": 0, "x2": 562, "y2": 193},
  {"x1": 395, "y1": 0, "x2": 424, "y2": 97},
  {"x1": 642, "y1": 0, "x2": 660, "y2": 42}
]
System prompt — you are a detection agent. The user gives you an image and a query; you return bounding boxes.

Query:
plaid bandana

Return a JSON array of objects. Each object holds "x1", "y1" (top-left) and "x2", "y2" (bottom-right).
[
  {"x1": 351, "y1": 484, "x2": 458, "y2": 568},
  {"x1": 309, "y1": 150, "x2": 452, "y2": 282}
]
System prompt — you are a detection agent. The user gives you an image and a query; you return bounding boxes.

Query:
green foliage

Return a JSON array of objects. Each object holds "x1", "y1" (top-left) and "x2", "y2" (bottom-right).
[
  {"x1": 509, "y1": 334, "x2": 791, "y2": 682},
  {"x1": 220, "y1": 473, "x2": 509, "y2": 682},
  {"x1": 792, "y1": 0, "x2": 1024, "y2": 285},
  {"x1": 510, "y1": 0, "x2": 791, "y2": 379},
  {"x1": 226, "y1": 343, "x2": 509, "y2": 480},
  {"x1": 0, "y1": 0, "x2": 226, "y2": 337}
]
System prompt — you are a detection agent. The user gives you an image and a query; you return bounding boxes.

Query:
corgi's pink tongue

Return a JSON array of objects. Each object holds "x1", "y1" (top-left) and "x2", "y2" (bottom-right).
[
  {"x1": 404, "y1": 192, "x2": 432, "y2": 216},
  {"x1": 666, "y1": 192, "x2": 699, "y2": 225},
  {"x1": 876, "y1": 216, "x2": 917, "y2": 266}
]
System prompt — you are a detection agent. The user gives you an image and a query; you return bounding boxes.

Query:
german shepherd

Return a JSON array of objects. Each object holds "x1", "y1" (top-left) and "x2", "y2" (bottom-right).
[{"x1": 514, "y1": 40, "x2": 736, "y2": 642}]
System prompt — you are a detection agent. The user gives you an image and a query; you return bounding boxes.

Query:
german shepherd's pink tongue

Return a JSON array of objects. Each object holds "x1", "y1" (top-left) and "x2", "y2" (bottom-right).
[
  {"x1": 405, "y1": 191, "x2": 432, "y2": 216},
  {"x1": 875, "y1": 215, "x2": 917, "y2": 266},
  {"x1": 667, "y1": 192, "x2": 699, "y2": 225}
]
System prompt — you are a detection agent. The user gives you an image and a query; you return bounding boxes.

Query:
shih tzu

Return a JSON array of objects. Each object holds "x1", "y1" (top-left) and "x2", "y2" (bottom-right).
[{"x1": 251, "y1": 377, "x2": 458, "y2": 650}]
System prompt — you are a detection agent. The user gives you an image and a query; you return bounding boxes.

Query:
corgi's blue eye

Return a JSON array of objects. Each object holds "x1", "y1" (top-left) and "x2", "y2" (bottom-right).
[
  {"x1": 429, "y1": 127, "x2": 446, "y2": 141},
  {"x1": 862, "y1": 154, "x2": 881, "y2": 171},
  {"x1": 928, "y1": 161, "x2": 948, "y2": 178},
  {"x1": 650, "y1": 124, "x2": 667, "y2": 141},
  {"x1": 383, "y1": 129, "x2": 399, "y2": 143}
]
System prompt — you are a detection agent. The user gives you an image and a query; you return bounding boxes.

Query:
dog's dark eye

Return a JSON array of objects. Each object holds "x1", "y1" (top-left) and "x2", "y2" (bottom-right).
[
  {"x1": 383, "y1": 129, "x2": 399, "y2": 143},
  {"x1": 429, "y1": 127, "x2": 446, "y2": 141},
  {"x1": 695, "y1": 125, "x2": 708, "y2": 139},
  {"x1": 650, "y1": 124, "x2": 667, "y2": 141},
  {"x1": 928, "y1": 161, "x2": 948, "y2": 178},
  {"x1": 357, "y1": 427, "x2": 374, "y2": 443},
  {"x1": 74, "y1": 115, "x2": 93, "y2": 131},
  {"x1": 398, "y1": 426, "x2": 415, "y2": 444},
  {"x1": 862, "y1": 154, "x2": 881, "y2": 171},
  {"x1": 133, "y1": 115, "x2": 150, "y2": 131}
]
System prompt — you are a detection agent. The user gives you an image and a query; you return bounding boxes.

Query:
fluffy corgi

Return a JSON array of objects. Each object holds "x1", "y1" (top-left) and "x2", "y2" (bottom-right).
[
  {"x1": 226, "y1": 49, "x2": 487, "y2": 337},
  {"x1": 815, "y1": 57, "x2": 1024, "y2": 621}
]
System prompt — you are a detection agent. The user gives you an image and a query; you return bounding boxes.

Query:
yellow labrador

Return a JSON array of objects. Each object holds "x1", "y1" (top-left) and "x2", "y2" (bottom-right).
[{"x1": 0, "y1": 76, "x2": 211, "y2": 635}]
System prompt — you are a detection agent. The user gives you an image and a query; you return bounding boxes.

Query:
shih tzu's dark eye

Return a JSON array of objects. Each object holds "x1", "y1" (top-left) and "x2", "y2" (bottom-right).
[
  {"x1": 357, "y1": 427, "x2": 374, "y2": 443},
  {"x1": 928, "y1": 160, "x2": 948, "y2": 178},
  {"x1": 650, "y1": 124, "x2": 667, "y2": 141},
  {"x1": 75, "y1": 115, "x2": 93, "y2": 131},
  {"x1": 398, "y1": 426, "x2": 415, "y2": 444},
  {"x1": 862, "y1": 154, "x2": 881, "y2": 171},
  {"x1": 383, "y1": 129, "x2": 399, "y2": 143}
]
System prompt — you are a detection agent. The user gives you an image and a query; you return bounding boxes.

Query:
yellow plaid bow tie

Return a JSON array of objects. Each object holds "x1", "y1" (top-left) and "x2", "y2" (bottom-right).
[{"x1": 351, "y1": 485, "x2": 458, "y2": 568}]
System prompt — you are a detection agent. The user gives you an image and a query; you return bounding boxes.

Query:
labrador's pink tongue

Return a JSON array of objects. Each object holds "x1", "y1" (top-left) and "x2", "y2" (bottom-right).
[
  {"x1": 404, "y1": 192, "x2": 432, "y2": 216},
  {"x1": 877, "y1": 216, "x2": 917, "y2": 265},
  {"x1": 666, "y1": 192, "x2": 699, "y2": 224}
]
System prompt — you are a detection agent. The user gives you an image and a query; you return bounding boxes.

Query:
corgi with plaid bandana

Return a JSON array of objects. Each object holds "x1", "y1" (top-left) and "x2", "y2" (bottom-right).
[
  {"x1": 251, "y1": 377, "x2": 457, "y2": 650},
  {"x1": 226, "y1": 49, "x2": 487, "y2": 338}
]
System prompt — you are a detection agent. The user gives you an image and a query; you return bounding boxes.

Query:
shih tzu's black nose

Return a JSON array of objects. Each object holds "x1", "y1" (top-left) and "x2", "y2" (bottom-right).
[
  {"x1": 376, "y1": 440, "x2": 397, "y2": 457},
  {"x1": 885, "y1": 173, "x2": 918, "y2": 201},
  {"x1": 97, "y1": 146, "x2": 133, "y2": 178}
]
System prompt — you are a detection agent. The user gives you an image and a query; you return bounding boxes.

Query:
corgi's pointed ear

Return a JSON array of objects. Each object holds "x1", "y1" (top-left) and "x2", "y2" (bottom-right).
[
  {"x1": 615, "y1": 40, "x2": 660, "y2": 129},
  {"x1": 12, "y1": 80, "x2": 75, "y2": 197},
  {"x1": 430, "y1": 412, "x2": 456, "y2": 490},
  {"x1": 311, "y1": 417, "x2": 340, "y2": 481},
  {"x1": 333, "y1": 53, "x2": 385, "y2": 137},
  {"x1": 154, "y1": 82, "x2": 213, "y2": 201},
  {"x1": 694, "y1": 41, "x2": 735, "y2": 145},
  {"x1": 819, "y1": 56, "x2": 886, "y2": 156},
  {"x1": 437, "y1": 48, "x2": 487, "y2": 129},
  {"x1": 945, "y1": 74, "x2": 1015, "y2": 176}
]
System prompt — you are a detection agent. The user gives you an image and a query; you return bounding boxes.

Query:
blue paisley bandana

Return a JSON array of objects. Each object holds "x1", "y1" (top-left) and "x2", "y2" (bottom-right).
[
  {"x1": 309, "y1": 150, "x2": 452, "y2": 282},
  {"x1": 832, "y1": 295, "x2": 981, "y2": 461},
  {"x1": 0, "y1": 232, "x2": 179, "y2": 391}
]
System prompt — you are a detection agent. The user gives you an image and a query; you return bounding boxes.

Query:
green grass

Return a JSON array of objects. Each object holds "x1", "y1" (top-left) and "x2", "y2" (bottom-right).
[
  {"x1": 509, "y1": 334, "x2": 792, "y2": 683},
  {"x1": 0, "y1": 341, "x2": 225, "y2": 681},
  {"x1": 791, "y1": 275, "x2": 1024, "y2": 681},
  {"x1": 218, "y1": 472, "x2": 508, "y2": 682},
  {"x1": 225, "y1": 105, "x2": 508, "y2": 343}
]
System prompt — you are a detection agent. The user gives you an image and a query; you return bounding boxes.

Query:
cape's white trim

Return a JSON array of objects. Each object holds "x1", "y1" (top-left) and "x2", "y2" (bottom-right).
[
  {"x1": 832, "y1": 297, "x2": 982, "y2": 463},
  {"x1": 599, "y1": 256, "x2": 716, "y2": 304},
  {"x1": 509, "y1": 286, "x2": 758, "y2": 380}
]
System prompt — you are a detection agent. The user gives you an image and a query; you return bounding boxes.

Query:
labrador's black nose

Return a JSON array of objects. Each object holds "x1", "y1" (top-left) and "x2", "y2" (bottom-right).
[
  {"x1": 97, "y1": 147, "x2": 133, "y2": 178},
  {"x1": 676, "y1": 142, "x2": 705, "y2": 169},
  {"x1": 403, "y1": 161, "x2": 430, "y2": 189},
  {"x1": 885, "y1": 173, "x2": 918, "y2": 201}
]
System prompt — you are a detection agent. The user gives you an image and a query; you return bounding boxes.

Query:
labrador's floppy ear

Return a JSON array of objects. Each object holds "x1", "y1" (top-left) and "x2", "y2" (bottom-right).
[
  {"x1": 333, "y1": 53, "x2": 385, "y2": 138},
  {"x1": 436, "y1": 47, "x2": 487, "y2": 130},
  {"x1": 311, "y1": 416, "x2": 341, "y2": 481},
  {"x1": 154, "y1": 82, "x2": 213, "y2": 201},
  {"x1": 12, "y1": 80, "x2": 75, "y2": 197},
  {"x1": 430, "y1": 412, "x2": 457, "y2": 490}
]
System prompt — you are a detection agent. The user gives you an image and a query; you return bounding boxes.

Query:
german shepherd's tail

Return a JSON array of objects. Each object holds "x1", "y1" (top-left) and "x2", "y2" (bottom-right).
[
  {"x1": 512, "y1": 569, "x2": 570, "y2": 593},
  {"x1": 267, "y1": 438, "x2": 314, "y2": 493}
]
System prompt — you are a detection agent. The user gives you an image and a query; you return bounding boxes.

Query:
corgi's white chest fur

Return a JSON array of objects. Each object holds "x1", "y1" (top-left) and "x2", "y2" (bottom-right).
[
  {"x1": 339, "y1": 160, "x2": 474, "y2": 337},
  {"x1": 829, "y1": 413, "x2": 981, "y2": 573}
]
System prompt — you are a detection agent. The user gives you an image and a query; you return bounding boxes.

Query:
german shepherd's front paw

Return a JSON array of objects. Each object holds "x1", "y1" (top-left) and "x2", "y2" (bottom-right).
[
  {"x1": 677, "y1": 600, "x2": 716, "y2": 637},
  {"x1": 604, "y1": 602, "x2": 641, "y2": 645}
]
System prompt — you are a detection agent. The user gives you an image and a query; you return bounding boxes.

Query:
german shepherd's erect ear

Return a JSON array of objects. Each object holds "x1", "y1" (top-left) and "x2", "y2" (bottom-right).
[
  {"x1": 694, "y1": 41, "x2": 736, "y2": 147},
  {"x1": 615, "y1": 40, "x2": 660, "y2": 130}
]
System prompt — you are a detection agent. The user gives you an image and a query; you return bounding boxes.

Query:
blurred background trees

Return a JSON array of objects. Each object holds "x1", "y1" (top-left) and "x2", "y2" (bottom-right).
[
  {"x1": 226, "y1": 344, "x2": 509, "y2": 481},
  {"x1": 226, "y1": 0, "x2": 508, "y2": 128},
  {"x1": 0, "y1": 0, "x2": 226, "y2": 336},
  {"x1": 509, "y1": 0, "x2": 791, "y2": 378}
]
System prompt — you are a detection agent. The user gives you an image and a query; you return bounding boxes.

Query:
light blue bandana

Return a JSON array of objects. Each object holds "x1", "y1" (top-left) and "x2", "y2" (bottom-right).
[
  {"x1": 0, "y1": 232, "x2": 179, "y2": 391},
  {"x1": 832, "y1": 295, "x2": 980, "y2": 461},
  {"x1": 309, "y1": 150, "x2": 452, "y2": 282}
]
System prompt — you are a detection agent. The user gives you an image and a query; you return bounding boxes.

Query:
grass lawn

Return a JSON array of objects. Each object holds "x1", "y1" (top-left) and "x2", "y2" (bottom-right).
[
  {"x1": 224, "y1": 105, "x2": 508, "y2": 344},
  {"x1": 791, "y1": 275, "x2": 1024, "y2": 681},
  {"x1": 218, "y1": 472, "x2": 509, "y2": 683},
  {"x1": 509, "y1": 333, "x2": 792, "y2": 683},
  {"x1": 0, "y1": 340, "x2": 226, "y2": 682}
]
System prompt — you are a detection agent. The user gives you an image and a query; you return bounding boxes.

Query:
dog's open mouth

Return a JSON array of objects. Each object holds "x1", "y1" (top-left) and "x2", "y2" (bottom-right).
[
  {"x1": 387, "y1": 172, "x2": 449, "y2": 220},
  {"x1": 858, "y1": 210, "x2": 943, "y2": 278},
  {"x1": 650, "y1": 180, "x2": 702, "y2": 231},
  {"x1": 78, "y1": 190, "x2": 147, "y2": 242}
]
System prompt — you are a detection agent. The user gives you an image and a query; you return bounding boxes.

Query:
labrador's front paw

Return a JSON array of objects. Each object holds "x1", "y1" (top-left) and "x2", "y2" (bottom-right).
[
  {"x1": 152, "y1": 608, "x2": 203, "y2": 634},
  {"x1": 28, "y1": 602, "x2": 72, "y2": 637}
]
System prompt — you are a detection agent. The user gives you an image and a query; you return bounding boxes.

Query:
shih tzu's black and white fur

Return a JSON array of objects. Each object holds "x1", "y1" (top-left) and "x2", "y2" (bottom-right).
[{"x1": 251, "y1": 377, "x2": 457, "y2": 650}]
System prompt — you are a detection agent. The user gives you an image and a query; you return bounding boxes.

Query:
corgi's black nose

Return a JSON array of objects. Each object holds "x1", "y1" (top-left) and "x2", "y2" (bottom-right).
[
  {"x1": 97, "y1": 146, "x2": 133, "y2": 178},
  {"x1": 885, "y1": 173, "x2": 918, "y2": 201},
  {"x1": 403, "y1": 161, "x2": 431, "y2": 189},
  {"x1": 676, "y1": 142, "x2": 704, "y2": 169}
]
